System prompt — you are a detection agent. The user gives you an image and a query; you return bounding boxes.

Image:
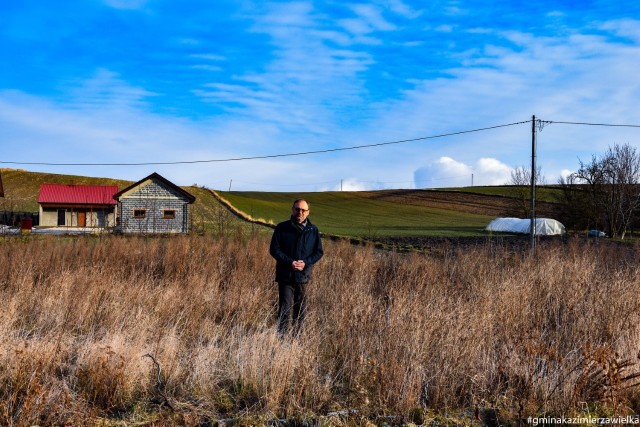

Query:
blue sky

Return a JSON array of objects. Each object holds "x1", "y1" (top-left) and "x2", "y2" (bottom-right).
[{"x1": 1, "y1": 0, "x2": 639, "y2": 191}]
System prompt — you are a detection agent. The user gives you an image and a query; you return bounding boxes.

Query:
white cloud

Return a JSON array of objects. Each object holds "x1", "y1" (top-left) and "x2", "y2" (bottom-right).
[
  {"x1": 476, "y1": 158, "x2": 513, "y2": 185},
  {"x1": 334, "y1": 178, "x2": 370, "y2": 191},
  {"x1": 599, "y1": 19, "x2": 640, "y2": 43},
  {"x1": 413, "y1": 157, "x2": 512, "y2": 188},
  {"x1": 560, "y1": 169, "x2": 573, "y2": 180}
]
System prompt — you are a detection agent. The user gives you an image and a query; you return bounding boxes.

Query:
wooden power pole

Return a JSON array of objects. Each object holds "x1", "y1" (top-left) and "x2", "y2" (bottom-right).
[{"x1": 530, "y1": 115, "x2": 537, "y2": 253}]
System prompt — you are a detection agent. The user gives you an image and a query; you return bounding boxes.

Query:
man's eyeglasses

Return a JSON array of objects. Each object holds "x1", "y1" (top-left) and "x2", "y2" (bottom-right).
[{"x1": 294, "y1": 207, "x2": 308, "y2": 212}]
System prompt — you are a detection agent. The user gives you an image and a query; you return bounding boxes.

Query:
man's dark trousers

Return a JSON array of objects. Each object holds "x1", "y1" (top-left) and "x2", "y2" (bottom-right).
[{"x1": 277, "y1": 281, "x2": 307, "y2": 336}]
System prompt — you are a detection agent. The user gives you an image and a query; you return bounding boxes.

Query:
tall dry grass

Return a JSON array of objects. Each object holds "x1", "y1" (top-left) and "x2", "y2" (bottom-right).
[{"x1": 1, "y1": 234, "x2": 640, "y2": 425}]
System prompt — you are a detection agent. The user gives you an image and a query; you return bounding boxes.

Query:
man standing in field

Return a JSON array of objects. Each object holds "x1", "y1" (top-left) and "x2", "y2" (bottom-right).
[{"x1": 270, "y1": 198, "x2": 323, "y2": 336}]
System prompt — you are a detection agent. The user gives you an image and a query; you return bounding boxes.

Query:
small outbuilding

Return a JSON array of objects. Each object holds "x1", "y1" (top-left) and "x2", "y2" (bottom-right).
[
  {"x1": 38, "y1": 184, "x2": 119, "y2": 228},
  {"x1": 113, "y1": 172, "x2": 195, "y2": 234},
  {"x1": 485, "y1": 217, "x2": 566, "y2": 236}
]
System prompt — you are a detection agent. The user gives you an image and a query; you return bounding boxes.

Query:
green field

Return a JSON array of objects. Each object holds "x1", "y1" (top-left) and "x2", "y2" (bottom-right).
[
  {"x1": 438, "y1": 185, "x2": 564, "y2": 203},
  {"x1": 2, "y1": 168, "x2": 548, "y2": 238},
  {"x1": 218, "y1": 190, "x2": 495, "y2": 237}
]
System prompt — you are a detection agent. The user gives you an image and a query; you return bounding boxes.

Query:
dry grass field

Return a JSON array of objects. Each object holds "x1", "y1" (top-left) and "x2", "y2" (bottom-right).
[{"x1": 1, "y1": 234, "x2": 640, "y2": 425}]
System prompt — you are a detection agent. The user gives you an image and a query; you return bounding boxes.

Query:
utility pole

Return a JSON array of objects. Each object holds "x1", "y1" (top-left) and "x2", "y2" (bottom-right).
[
  {"x1": 228, "y1": 179, "x2": 232, "y2": 192},
  {"x1": 530, "y1": 115, "x2": 537, "y2": 253}
]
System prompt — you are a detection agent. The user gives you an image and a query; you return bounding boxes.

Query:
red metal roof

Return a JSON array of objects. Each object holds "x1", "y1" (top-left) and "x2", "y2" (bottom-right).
[{"x1": 38, "y1": 184, "x2": 118, "y2": 205}]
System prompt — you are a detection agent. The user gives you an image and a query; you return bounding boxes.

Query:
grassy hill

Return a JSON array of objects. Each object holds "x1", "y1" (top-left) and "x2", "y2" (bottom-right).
[
  {"x1": 2, "y1": 168, "x2": 561, "y2": 238},
  {"x1": 0, "y1": 168, "x2": 132, "y2": 212},
  {"x1": 215, "y1": 187, "x2": 560, "y2": 238}
]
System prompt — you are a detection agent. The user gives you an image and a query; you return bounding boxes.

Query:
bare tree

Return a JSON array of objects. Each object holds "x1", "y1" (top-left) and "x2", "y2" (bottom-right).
[
  {"x1": 572, "y1": 143, "x2": 640, "y2": 239},
  {"x1": 557, "y1": 173, "x2": 590, "y2": 231},
  {"x1": 508, "y1": 166, "x2": 545, "y2": 218}
]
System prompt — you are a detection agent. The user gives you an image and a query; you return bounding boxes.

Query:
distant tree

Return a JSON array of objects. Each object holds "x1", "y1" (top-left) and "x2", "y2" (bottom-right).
[
  {"x1": 571, "y1": 143, "x2": 640, "y2": 239},
  {"x1": 508, "y1": 166, "x2": 545, "y2": 218},
  {"x1": 557, "y1": 173, "x2": 591, "y2": 231}
]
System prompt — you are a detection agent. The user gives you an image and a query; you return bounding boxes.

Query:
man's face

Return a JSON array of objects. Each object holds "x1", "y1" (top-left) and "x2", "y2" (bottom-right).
[{"x1": 292, "y1": 201, "x2": 310, "y2": 223}]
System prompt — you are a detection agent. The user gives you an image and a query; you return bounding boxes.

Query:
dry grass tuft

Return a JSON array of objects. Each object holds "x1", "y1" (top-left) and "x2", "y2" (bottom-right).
[{"x1": 1, "y1": 235, "x2": 640, "y2": 424}]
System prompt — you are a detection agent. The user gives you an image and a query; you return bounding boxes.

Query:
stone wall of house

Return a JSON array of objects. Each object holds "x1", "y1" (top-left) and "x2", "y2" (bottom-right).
[
  {"x1": 117, "y1": 180, "x2": 190, "y2": 233},
  {"x1": 133, "y1": 180, "x2": 185, "y2": 199}
]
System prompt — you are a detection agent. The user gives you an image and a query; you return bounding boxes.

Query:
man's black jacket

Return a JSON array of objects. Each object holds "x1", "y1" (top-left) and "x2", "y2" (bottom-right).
[{"x1": 269, "y1": 217, "x2": 323, "y2": 283}]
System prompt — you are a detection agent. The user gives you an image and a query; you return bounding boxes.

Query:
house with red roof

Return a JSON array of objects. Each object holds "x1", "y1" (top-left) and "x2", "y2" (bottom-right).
[{"x1": 38, "y1": 184, "x2": 119, "y2": 228}]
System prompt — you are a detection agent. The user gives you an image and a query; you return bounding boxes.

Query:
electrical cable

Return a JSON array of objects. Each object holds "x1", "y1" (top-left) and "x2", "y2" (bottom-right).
[
  {"x1": 0, "y1": 120, "x2": 529, "y2": 166},
  {"x1": 541, "y1": 120, "x2": 640, "y2": 128}
]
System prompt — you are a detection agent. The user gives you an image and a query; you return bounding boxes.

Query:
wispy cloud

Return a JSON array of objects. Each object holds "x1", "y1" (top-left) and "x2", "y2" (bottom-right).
[
  {"x1": 189, "y1": 54, "x2": 226, "y2": 61},
  {"x1": 0, "y1": 87, "x2": 294, "y2": 186},
  {"x1": 193, "y1": 2, "x2": 380, "y2": 135},
  {"x1": 63, "y1": 69, "x2": 157, "y2": 110},
  {"x1": 364, "y1": 21, "x2": 640, "y2": 169},
  {"x1": 382, "y1": 0, "x2": 422, "y2": 19},
  {"x1": 599, "y1": 19, "x2": 640, "y2": 42},
  {"x1": 350, "y1": 4, "x2": 397, "y2": 31},
  {"x1": 102, "y1": 0, "x2": 148, "y2": 10}
]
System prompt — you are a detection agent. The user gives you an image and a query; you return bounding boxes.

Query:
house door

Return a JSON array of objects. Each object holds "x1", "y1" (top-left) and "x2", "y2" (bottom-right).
[
  {"x1": 57, "y1": 209, "x2": 66, "y2": 226},
  {"x1": 78, "y1": 210, "x2": 86, "y2": 227}
]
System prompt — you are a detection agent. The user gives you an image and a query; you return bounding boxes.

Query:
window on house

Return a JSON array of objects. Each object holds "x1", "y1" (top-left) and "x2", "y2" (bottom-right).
[
  {"x1": 133, "y1": 209, "x2": 146, "y2": 219},
  {"x1": 163, "y1": 210, "x2": 176, "y2": 219}
]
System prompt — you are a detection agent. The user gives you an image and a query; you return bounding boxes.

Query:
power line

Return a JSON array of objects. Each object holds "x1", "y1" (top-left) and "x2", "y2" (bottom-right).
[
  {"x1": 0, "y1": 120, "x2": 529, "y2": 167},
  {"x1": 2, "y1": 118, "x2": 637, "y2": 168},
  {"x1": 541, "y1": 120, "x2": 640, "y2": 128}
]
